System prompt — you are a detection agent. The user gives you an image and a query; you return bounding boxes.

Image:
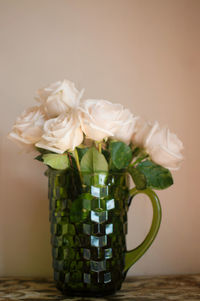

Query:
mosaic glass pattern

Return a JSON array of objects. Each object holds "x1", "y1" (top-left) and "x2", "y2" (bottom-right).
[{"x1": 48, "y1": 169, "x2": 130, "y2": 296}]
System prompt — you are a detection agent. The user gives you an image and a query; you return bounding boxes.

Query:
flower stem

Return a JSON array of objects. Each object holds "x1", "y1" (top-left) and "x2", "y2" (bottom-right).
[
  {"x1": 131, "y1": 154, "x2": 149, "y2": 166},
  {"x1": 73, "y1": 148, "x2": 80, "y2": 171},
  {"x1": 98, "y1": 142, "x2": 102, "y2": 153},
  {"x1": 68, "y1": 153, "x2": 73, "y2": 168},
  {"x1": 95, "y1": 141, "x2": 102, "y2": 153}
]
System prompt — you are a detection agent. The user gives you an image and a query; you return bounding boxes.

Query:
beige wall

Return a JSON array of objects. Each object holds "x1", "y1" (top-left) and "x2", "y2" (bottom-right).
[{"x1": 0, "y1": 0, "x2": 200, "y2": 277}]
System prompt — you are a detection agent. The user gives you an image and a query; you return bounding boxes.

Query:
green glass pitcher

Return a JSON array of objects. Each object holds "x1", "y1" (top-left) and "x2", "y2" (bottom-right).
[{"x1": 48, "y1": 168, "x2": 161, "y2": 297}]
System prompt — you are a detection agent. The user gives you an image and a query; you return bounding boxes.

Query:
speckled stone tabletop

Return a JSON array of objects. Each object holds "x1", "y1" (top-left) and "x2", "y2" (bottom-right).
[{"x1": 0, "y1": 274, "x2": 199, "y2": 301}]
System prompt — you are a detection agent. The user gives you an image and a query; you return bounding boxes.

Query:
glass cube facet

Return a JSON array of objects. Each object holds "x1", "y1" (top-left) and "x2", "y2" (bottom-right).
[
  {"x1": 91, "y1": 210, "x2": 108, "y2": 223},
  {"x1": 91, "y1": 235, "x2": 107, "y2": 247}
]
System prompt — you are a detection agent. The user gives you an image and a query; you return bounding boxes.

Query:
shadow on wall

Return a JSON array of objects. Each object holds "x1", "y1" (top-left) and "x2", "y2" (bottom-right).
[{"x1": 0, "y1": 137, "x2": 52, "y2": 277}]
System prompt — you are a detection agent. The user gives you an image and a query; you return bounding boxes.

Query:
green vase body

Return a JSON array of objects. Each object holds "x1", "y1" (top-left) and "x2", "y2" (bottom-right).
[{"x1": 48, "y1": 168, "x2": 161, "y2": 297}]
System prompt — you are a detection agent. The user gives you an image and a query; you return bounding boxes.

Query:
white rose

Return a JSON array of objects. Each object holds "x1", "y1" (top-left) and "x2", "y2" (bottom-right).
[
  {"x1": 79, "y1": 99, "x2": 137, "y2": 143},
  {"x1": 8, "y1": 106, "x2": 46, "y2": 150},
  {"x1": 132, "y1": 117, "x2": 152, "y2": 147},
  {"x1": 36, "y1": 79, "x2": 83, "y2": 118},
  {"x1": 133, "y1": 120, "x2": 184, "y2": 170},
  {"x1": 36, "y1": 112, "x2": 83, "y2": 153}
]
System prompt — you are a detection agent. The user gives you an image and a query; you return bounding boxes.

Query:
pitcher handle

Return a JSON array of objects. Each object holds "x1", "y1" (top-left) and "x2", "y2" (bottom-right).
[{"x1": 124, "y1": 187, "x2": 162, "y2": 273}]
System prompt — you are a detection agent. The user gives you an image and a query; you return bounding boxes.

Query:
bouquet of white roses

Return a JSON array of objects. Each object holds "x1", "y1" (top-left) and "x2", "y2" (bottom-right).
[{"x1": 9, "y1": 79, "x2": 183, "y2": 190}]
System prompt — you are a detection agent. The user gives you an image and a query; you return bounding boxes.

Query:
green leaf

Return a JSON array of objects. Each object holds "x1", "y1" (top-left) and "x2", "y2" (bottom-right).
[
  {"x1": 109, "y1": 141, "x2": 132, "y2": 169},
  {"x1": 35, "y1": 147, "x2": 54, "y2": 154},
  {"x1": 137, "y1": 160, "x2": 173, "y2": 190},
  {"x1": 80, "y1": 147, "x2": 108, "y2": 173},
  {"x1": 76, "y1": 147, "x2": 89, "y2": 161},
  {"x1": 42, "y1": 153, "x2": 70, "y2": 170},
  {"x1": 102, "y1": 148, "x2": 110, "y2": 163},
  {"x1": 34, "y1": 154, "x2": 43, "y2": 162},
  {"x1": 109, "y1": 160, "x2": 119, "y2": 172},
  {"x1": 128, "y1": 166, "x2": 147, "y2": 190}
]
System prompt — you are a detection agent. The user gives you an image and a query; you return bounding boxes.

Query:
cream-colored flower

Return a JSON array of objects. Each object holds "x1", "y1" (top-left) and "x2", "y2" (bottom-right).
[
  {"x1": 132, "y1": 119, "x2": 184, "y2": 170},
  {"x1": 132, "y1": 117, "x2": 152, "y2": 147},
  {"x1": 8, "y1": 106, "x2": 46, "y2": 150},
  {"x1": 36, "y1": 79, "x2": 83, "y2": 118},
  {"x1": 36, "y1": 112, "x2": 83, "y2": 153},
  {"x1": 79, "y1": 99, "x2": 137, "y2": 143}
]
